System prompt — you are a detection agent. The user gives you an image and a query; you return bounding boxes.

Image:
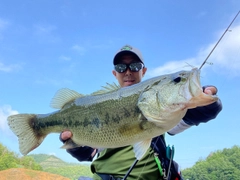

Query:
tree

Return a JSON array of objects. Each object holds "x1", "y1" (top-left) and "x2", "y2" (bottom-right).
[
  {"x1": 0, "y1": 144, "x2": 18, "y2": 170},
  {"x1": 182, "y1": 145, "x2": 240, "y2": 180},
  {"x1": 0, "y1": 143, "x2": 42, "y2": 171},
  {"x1": 19, "y1": 156, "x2": 43, "y2": 170}
]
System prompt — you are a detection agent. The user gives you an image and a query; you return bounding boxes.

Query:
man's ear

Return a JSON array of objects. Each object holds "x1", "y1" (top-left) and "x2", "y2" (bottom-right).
[
  {"x1": 142, "y1": 67, "x2": 147, "y2": 77},
  {"x1": 112, "y1": 70, "x2": 117, "y2": 77}
]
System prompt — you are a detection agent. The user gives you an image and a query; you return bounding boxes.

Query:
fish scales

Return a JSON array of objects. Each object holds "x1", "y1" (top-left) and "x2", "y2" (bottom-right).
[
  {"x1": 8, "y1": 68, "x2": 218, "y2": 159},
  {"x1": 33, "y1": 92, "x2": 161, "y2": 148}
]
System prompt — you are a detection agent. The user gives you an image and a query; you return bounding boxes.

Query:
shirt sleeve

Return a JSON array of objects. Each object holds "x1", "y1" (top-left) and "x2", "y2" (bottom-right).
[
  {"x1": 183, "y1": 99, "x2": 222, "y2": 126},
  {"x1": 168, "y1": 85, "x2": 223, "y2": 135},
  {"x1": 167, "y1": 119, "x2": 192, "y2": 135},
  {"x1": 66, "y1": 146, "x2": 96, "y2": 162},
  {"x1": 59, "y1": 133, "x2": 96, "y2": 162}
]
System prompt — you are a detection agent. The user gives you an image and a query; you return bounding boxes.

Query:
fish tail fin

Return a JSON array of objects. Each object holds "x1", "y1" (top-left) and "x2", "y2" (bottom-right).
[{"x1": 7, "y1": 114, "x2": 45, "y2": 155}]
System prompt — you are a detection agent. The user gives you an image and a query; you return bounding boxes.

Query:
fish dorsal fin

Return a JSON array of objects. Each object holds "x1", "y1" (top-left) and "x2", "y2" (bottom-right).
[
  {"x1": 91, "y1": 82, "x2": 120, "y2": 95},
  {"x1": 50, "y1": 88, "x2": 84, "y2": 109},
  {"x1": 133, "y1": 139, "x2": 152, "y2": 160}
]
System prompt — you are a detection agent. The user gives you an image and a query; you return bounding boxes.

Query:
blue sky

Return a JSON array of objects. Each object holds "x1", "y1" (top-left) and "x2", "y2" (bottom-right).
[{"x1": 0, "y1": 1, "x2": 240, "y2": 169}]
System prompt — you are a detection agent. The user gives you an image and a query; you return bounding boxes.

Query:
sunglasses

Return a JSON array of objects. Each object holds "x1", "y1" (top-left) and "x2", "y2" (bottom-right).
[{"x1": 114, "y1": 62, "x2": 144, "y2": 73}]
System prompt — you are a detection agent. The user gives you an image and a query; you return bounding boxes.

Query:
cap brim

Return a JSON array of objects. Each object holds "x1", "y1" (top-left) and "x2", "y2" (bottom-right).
[{"x1": 113, "y1": 51, "x2": 143, "y2": 65}]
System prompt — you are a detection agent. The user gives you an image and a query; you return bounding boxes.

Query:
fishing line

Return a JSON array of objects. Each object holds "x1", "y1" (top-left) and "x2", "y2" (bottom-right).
[
  {"x1": 199, "y1": 11, "x2": 240, "y2": 70},
  {"x1": 136, "y1": 136, "x2": 162, "y2": 180},
  {"x1": 203, "y1": 12, "x2": 240, "y2": 90},
  {"x1": 138, "y1": 11, "x2": 240, "y2": 180},
  {"x1": 128, "y1": 11, "x2": 240, "y2": 180}
]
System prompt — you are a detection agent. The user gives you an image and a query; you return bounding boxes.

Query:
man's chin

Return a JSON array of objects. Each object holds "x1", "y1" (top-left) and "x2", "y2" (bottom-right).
[{"x1": 124, "y1": 81, "x2": 135, "y2": 86}]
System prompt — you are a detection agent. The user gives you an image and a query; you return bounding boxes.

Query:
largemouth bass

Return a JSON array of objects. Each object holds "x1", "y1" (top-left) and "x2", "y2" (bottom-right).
[{"x1": 8, "y1": 68, "x2": 218, "y2": 160}]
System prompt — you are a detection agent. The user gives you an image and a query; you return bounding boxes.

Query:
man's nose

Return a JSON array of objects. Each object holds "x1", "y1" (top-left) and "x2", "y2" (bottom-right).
[{"x1": 125, "y1": 67, "x2": 132, "y2": 75}]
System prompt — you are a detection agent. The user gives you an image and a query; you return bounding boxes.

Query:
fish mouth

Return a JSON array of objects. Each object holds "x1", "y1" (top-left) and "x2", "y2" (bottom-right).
[
  {"x1": 187, "y1": 68, "x2": 202, "y2": 98},
  {"x1": 187, "y1": 68, "x2": 218, "y2": 108},
  {"x1": 191, "y1": 68, "x2": 201, "y2": 90}
]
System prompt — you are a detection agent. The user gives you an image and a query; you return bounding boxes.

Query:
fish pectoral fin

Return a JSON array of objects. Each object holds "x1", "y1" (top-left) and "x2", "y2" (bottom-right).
[
  {"x1": 133, "y1": 139, "x2": 152, "y2": 160},
  {"x1": 50, "y1": 88, "x2": 84, "y2": 109},
  {"x1": 60, "y1": 139, "x2": 82, "y2": 149}
]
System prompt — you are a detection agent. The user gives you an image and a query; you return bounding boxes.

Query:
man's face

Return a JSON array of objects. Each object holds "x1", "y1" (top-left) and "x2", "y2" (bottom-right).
[{"x1": 112, "y1": 55, "x2": 147, "y2": 87}]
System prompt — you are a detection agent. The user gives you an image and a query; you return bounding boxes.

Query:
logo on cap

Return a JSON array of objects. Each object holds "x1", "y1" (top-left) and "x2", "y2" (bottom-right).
[{"x1": 121, "y1": 45, "x2": 132, "y2": 51}]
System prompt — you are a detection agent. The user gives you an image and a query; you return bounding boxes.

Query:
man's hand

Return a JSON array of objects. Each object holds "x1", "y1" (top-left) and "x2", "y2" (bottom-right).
[
  {"x1": 60, "y1": 130, "x2": 98, "y2": 159},
  {"x1": 203, "y1": 86, "x2": 217, "y2": 95},
  {"x1": 61, "y1": 130, "x2": 72, "y2": 141}
]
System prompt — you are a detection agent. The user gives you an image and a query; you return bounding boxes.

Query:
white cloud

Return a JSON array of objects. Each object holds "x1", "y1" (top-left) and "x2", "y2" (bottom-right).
[
  {"x1": 71, "y1": 45, "x2": 86, "y2": 55},
  {"x1": 35, "y1": 77, "x2": 72, "y2": 86},
  {"x1": 33, "y1": 24, "x2": 57, "y2": 35},
  {"x1": 197, "y1": 11, "x2": 207, "y2": 18},
  {"x1": 209, "y1": 25, "x2": 240, "y2": 72},
  {"x1": 59, "y1": 55, "x2": 71, "y2": 61},
  {"x1": 48, "y1": 152, "x2": 56, "y2": 156},
  {"x1": 0, "y1": 18, "x2": 9, "y2": 30},
  {"x1": 0, "y1": 105, "x2": 18, "y2": 135},
  {"x1": 0, "y1": 61, "x2": 21, "y2": 72},
  {"x1": 148, "y1": 24, "x2": 240, "y2": 77},
  {"x1": 148, "y1": 58, "x2": 197, "y2": 77},
  {"x1": 33, "y1": 24, "x2": 60, "y2": 43},
  {"x1": 0, "y1": 18, "x2": 10, "y2": 39}
]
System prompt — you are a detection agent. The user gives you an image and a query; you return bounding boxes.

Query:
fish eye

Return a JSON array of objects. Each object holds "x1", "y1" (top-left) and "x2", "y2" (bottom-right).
[{"x1": 173, "y1": 77, "x2": 181, "y2": 83}]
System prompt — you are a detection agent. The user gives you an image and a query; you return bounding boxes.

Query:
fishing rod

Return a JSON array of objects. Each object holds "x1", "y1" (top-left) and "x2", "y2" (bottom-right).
[
  {"x1": 199, "y1": 10, "x2": 240, "y2": 69},
  {"x1": 122, "y1": 11, "x2": 240, "y2": 180}
]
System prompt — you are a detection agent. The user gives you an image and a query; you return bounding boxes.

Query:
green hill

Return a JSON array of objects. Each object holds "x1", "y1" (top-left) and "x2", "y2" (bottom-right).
[
  {"x1": 0, "y1": 143, "x2": 92, "y2": 179},
  {"x1": 28, "y1": 154, "x2": 93, "y2": 179},
  {"x1": 2, "y1": 142, "x2": 240, "y2": 180},
  {"x1": 28, "y1": 154, "x2": 73, "y2": 169}
]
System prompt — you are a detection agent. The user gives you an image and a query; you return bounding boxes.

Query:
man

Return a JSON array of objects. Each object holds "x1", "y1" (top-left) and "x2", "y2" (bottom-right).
[{"x1": 60, "y1": 45, "x2": 222, "y2": 180}]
